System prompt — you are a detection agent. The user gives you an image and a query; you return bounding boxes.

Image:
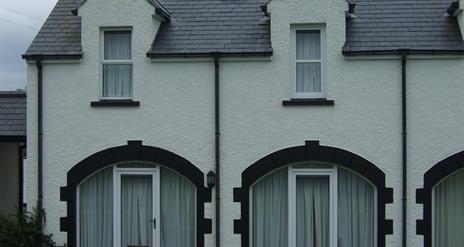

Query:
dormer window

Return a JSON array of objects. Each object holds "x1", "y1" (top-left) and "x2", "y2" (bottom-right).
[
  {"x1": 101, "y1": 29, "x2": 133, "y2": 98},
  {"x1": 291, "y1": 25, "x2": 326, "y2": 99}
]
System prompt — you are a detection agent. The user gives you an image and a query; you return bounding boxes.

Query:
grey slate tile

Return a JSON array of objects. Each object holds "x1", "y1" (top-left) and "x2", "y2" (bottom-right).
[
  {"x1": 23, "y1": 0, "x2": 464, "y2": 57},
  {"x1": 345, "y1": 0, "x2": 464, "y2": 53},
  {"x1": 0, "y1": 92, "x2": 26, "y2": 137}
]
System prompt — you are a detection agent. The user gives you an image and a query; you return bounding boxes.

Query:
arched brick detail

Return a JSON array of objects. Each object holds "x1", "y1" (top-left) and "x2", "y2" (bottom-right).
[
  {"x1": 233, "y1": 140, "x2": 393, "y2": 247},
  {"x1": 60, "y1": 140, "x2": 212, "y2": 247},
  {"x1": 416, "y1": 150, "x2": 464, "y2": 247}
]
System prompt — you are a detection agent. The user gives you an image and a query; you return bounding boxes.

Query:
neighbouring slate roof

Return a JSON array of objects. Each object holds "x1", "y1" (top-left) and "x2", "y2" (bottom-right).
[
  {"x1": 0, "y1": 92, "x2": 27, "y2": 137},
  {"x1": 23, "y1": 0, "x2": 464, "y2": 58},
  {"x1": 344, "y1": 0, "x2": 464, "y2": 54}
]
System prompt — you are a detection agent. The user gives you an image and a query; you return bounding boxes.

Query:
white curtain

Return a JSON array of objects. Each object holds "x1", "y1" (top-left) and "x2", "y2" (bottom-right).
[
  {"x1": 337, "y1": 168, "x2": 374, "y2": 247},
  {"x1": 160, "y1": 167, "x2": 196, "y2": 247},
  {"x1": 296, "y1": 31, "x2": 320, "y2": 60},
  {"x1": 104, "y1": 31, "x2": 131, "y2": 60},
  {"x1": 121, "y1": 175, "x2": 153, "y2": 247},
  {"x1": 252, "y1": 168, "x2": 288, "y2": 247},
  {"x1": 434, "y1": 169, "x2": 464, "y2": 247},
  {"x1": 296, "y1": 63, "x2": 321, "y2": 92},
  {"x1": 103, "y1": 31, "x2": 132, "y2": 97},
  {"x1": 79, "y1": 167, "x2": 113, "y2": 247},
  {"x1": 103, "y1": 64, "x2": 132, "y2": 97},
  {"x1": 296, "y1": 176, "x2": 330, "y2": 247},
  {"x1": 296, "y1": 30, "x2": 321, "y2": 93}
]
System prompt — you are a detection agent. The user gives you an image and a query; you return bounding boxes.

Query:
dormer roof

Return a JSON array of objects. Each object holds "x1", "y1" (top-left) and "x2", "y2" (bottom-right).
[{"x1": 344, "y1": 0, "x2": 464, "y2": 55}]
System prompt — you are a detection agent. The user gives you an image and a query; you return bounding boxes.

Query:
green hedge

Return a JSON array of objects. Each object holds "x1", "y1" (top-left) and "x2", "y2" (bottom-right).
[{"x1": 0, "y1": 207, "x2": 55, "y2": 247}]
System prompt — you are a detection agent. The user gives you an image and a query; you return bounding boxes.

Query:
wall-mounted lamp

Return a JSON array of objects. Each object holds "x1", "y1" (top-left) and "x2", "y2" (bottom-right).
[{"x1": 207, "y1": 171, "x2": 216, "y2": 188}]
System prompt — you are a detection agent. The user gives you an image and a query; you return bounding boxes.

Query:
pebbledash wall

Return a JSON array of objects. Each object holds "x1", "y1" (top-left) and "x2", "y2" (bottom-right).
[{"x1": 24, "y1": 0, "x2": 464, "y2": 246}]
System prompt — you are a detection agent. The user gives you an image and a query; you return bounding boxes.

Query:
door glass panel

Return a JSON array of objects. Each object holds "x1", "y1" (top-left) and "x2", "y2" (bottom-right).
[
  {"x1": 296, "y1": 176, "x2": 330, "y2": 247},
  {"x1": 121, "y1": 174, "x2": 153, "y2": 247}
]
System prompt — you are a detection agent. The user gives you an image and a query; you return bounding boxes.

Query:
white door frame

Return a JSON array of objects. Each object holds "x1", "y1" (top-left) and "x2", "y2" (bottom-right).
[
  {"x1": 113, "y1": 166, "x2": 160, "y2": 247},
  {"x1": 288, "y1": 167, "x2": 337, "y2": 247}
]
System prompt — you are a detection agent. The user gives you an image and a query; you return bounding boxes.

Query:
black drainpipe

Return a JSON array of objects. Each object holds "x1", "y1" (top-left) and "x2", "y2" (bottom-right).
[
  {"x1": 400, "y1": 50, "x2": 408, "y2": 247},
  {"x1": 213, "y1": 55, "x2": 221, "y2": 247},
  {"x1": 18, "y1": 144, "x2": 26, "y2": 214},
  {"x1": 36, "y1": 59, "x2": 44, "y2": 231}
]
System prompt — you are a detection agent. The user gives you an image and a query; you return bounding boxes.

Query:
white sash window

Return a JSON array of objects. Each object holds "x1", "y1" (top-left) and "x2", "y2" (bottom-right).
[
  {"x1": 101, "y1": 29, "x2": 133, "y2": 98},
  {"x1": 292, "y1": 26, "x2": 326, "y2": 99}
]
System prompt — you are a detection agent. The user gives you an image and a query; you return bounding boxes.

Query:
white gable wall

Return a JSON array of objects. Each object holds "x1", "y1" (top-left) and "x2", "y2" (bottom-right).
[
  {"x1": 407, "y1": 58, "x2": 464, "y2": 245},
  {"x1": 24, "y1": 0, "x2": 464, "y2": 246}
]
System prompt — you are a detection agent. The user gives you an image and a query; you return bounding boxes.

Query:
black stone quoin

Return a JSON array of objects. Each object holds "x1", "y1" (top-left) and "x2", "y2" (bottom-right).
[
  {"x1": 60, "y1": 140, "x2": 212, "y2": 247},
  {"x1": 416, "y1": 150, "x2": 464, "y2": 247},
  {"x1": 233, "y1": 140, "x2": 394, "y2": 247}
]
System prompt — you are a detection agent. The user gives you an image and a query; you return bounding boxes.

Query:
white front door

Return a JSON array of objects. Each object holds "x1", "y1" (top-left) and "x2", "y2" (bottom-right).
[{"x1": 114, "y1": 167, "x2": 160, "y2": 247}]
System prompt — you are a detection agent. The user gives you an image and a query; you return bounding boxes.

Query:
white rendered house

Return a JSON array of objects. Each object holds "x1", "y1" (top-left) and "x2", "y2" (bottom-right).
[{"x1": 22, "y1": 0, "x2": 464, "y2": 247}]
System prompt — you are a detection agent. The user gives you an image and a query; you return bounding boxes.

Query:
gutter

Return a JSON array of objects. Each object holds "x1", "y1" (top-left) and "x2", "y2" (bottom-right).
[
  {"x1": 146, "y1": 51, "x2": 273, "y2": 58},
  {"x1": 342, "y1": 48, "x2": 464, "y2": 56},
  {"x1": 35, "y1": 60, "x2": 44, "y2": 232},
  {"x1": 22, "y1": 54, "x2": 83, "y2": 60}
]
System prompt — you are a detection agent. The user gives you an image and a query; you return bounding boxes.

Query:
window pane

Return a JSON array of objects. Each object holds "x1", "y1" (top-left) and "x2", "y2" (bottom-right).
[
  {"x1": 117, "y1": 163, "x2": 156, "y2": 169},
  {"x1": 104, "y1": 31, "x2": 131, "y2": 60},
  {"x1": 296, "y1": 30, "x2": 321, "y2": 60},
  {"x1": 160, "y1": 167, "x2": 196, "y2": 247},
  {"x1": 296, "y1": 62, "x2": 321, "y2": 93},
  {"x1": 103, "y1": 64, "x2": 133, "y2": 97},
  {"x1": 121, "y1": 175, "x2": 153, "y2": 247},
  {"x1": 337, "y1": 168, "x2": 375, "y2": 247},
  {"x1": 434, "y1": 169, "x2": 464, "y2": 246},
  {"x1": 252, "y1": 168, "x2": 288, "y2": 247},
  {"x1": 79, "y1": 167, "x2": 113, "y2": 247},
  {"x1": 296, "y1": 176, "x2": 330, "y2": 247}
]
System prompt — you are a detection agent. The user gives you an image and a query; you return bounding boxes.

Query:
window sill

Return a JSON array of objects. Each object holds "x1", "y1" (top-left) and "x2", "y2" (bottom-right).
[
  {"x1": 90, "y1": 99, "x2": 140, "y2": 107},
  {"x1": 282, "y1": 98, "x2": 334, "y2": 106}
]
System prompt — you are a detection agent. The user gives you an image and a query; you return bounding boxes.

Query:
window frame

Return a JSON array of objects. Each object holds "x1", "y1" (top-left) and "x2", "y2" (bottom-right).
[
  {"x1": 291, "y1": 25, "x2": 327, "y2": 99},
  {"x1": 60, "y1": 141, "x2": 212, "y2": 247},
  {"x1": 100, "y1": 27, "x2": 134, "y2": 100},
  {"x1": 235, "y1": 141, "x2": 393, "y2": 247},
  {"x1": 248, "y1": 165, "x2": 378, "y2": 247},
  {"x1": 113, "y1": 166, "x2": 160, "y2": 247},
  {"x1": 288, "y1": 167, "x2": 337, "y2": 247},
  {"x1": 76, "y1": 163, "x2": 198, "y2": 247}
]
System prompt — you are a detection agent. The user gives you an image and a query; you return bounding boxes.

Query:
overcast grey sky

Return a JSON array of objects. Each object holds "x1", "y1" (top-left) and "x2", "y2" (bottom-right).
[{"x1": 0, "y1": 0, "x2": 57, "y2": 90}]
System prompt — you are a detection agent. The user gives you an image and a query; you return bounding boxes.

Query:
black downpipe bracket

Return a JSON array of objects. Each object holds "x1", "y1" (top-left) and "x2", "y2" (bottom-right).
[
  {"x1": 214, "y1": 56, "x2": 220, "y2": 247},
  {"x1": 401, "y1": 51, "x2": 408, "y2": 247},
  {"x1": 36, "y1": 60, "x2": 44, "y2": 231}
]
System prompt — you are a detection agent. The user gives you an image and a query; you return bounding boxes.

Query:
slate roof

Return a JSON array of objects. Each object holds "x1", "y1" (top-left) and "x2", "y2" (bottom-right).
[
  {"x1": 344, "y1": 0, "x2": 464, "y2": 54},
  {"x1": 23, "y1": 0, "x2": 464, "y2": 58},
  {"x1": 149, "y1": 0, "x2": 272, "y2": 56},
  {"x1": 0, "y1": 92, "x2": 27, "y2": 138},
  {"x1": 23, "y1": 0, "x2": 81, "y2": 59}
]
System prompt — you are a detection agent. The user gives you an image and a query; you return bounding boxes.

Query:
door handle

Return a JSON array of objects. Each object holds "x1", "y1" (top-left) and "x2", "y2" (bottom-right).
[{"x1": 150, "y1": 218, "x2": 156, "y2": 229}]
